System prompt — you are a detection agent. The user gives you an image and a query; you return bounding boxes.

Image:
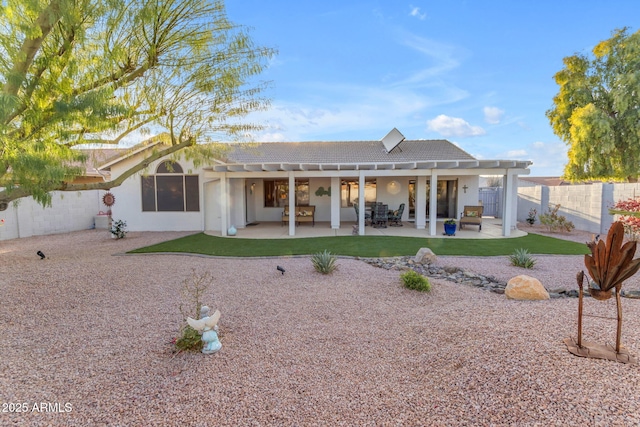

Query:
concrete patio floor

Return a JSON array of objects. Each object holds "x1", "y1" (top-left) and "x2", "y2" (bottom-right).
[{"x1": 206, "y1": 217, "x2": 527, "y2": 239}]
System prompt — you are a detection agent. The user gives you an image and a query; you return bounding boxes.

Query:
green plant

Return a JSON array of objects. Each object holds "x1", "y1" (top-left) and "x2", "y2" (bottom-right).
[
  {"x1": 110, "y1": 219, "x2": 128, "y2": 239},
  {"x1": 311, "y1": 250, "x2": 337, "y2": 274},
  {"x1": 509, "y1": 248, "x2": 537, "y2": 269},
  {"x1": 526, "y1": 208, "x2": 537, "y2": 225},
  {"x1": 538, "y1": 204, "x2": 574, "y2": 232},
  {"x1": 444, "y1": 218, "x2": 457, "y2": 225},
  {"x1": 401, "y1": 269, "x2": 431, "y2": 292},
  {"x1": 175, "y1": 270, "x2": 215, "y2": 352}
]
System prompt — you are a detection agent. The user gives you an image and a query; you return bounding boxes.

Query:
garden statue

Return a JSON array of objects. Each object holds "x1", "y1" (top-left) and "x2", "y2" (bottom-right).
[
  {"x1": 187, "y1": 306, "x2": 222, "y2": 354},
  {"x1": 564, "y1": 221, "x2": 640, "y2": 364}
]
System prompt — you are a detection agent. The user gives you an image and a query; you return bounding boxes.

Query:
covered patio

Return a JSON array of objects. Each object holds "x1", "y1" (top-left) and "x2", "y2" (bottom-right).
[{"x1": 205, "y1": 217, "x2": 527, "y2": 239}]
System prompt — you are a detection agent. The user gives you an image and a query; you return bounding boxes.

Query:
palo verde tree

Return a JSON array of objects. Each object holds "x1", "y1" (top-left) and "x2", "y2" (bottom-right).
[
  {"x1": 0, "y1": 0, "x2": 274, "y2": 207},
  {"x1": 546, "y1": 28, "x2": 640, "y2": 182}
]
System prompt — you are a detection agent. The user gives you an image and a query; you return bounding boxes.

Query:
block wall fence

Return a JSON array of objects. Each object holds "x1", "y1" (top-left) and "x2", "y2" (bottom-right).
[
  {"x1": 0, "y1": 190, "x2": 111, "y2": 241},
  {"x1": 517, "y1": 182, "x2": 640, "y2": 234}
]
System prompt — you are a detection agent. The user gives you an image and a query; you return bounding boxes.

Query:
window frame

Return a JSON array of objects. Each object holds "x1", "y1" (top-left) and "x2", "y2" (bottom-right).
[
  {"x1": 141, "y1": 161, "x2": 200, "y2": 212},
  {"x1": 263, "y1": 179, "x2": 310, "y2": 207}
]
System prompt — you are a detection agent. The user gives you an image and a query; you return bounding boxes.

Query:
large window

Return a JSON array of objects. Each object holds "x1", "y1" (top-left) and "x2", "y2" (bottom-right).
[
  {"x1": 341, "y1": 179, "x2": 377, "y2": 207},
  {"x1": 264, "y1": 179, "x2": 309, "y2": 207},
  {"x1": 141, "y1": 161, "x2": 199, "y2": 212}
]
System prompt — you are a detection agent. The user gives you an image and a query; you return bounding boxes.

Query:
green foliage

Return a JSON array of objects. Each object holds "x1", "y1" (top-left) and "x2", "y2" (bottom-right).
[
  {"x1": 175, "y1": 325, "x2": 203, "y2": 352},
  {"x1": 509, "y1": 248, "x2": 537, "y2": 269},
  {"x1": 546, "y1": 28, "x2": 640, "y2": 182},
  {"x1": 0, "y1": 0, "x2": 275, "y2": 206},
  {"x1": 526, "y1": 208, "x2": 537, "y2": 226},
  {"x1": 176, "y1": 270, "x2": 214, "y2": 352},
  {"x1": 401, "y1": 270, "x2": 431, "y2": 292},
  {"x1": 538, "y1": 204, "x2": 575, "y2": 233},
  {"x1": 444, "y1": 219, "x2": 456, "y2": 225},
  {"x1": 311, "y1": 250, "x2": 337, "y2": 274},
  {"x1": 109, "y1": 219, "x2": 127, "y2": 239}
]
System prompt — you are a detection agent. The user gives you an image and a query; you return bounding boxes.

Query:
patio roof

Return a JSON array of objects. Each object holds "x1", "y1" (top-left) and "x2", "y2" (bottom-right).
[{"x1": 208, "y1": 140, "x2": 531, "y2": 173}]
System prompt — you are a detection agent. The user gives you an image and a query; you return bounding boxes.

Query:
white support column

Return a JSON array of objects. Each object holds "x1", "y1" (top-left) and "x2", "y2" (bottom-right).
[
  {"x1": 288, "y1": 173, "x2": 296, "y2": 236},
  {"x1": 358, "y1": 171, "x2": 366, "y2": 236},
  {"x1": 416, "y1": 175, "x2": 427, "y2": 230},
  {"x1": 428, "y1": 171, "x2": 438, "y2": 236},
  {"x1": 330, "y1": 176, "x2": 340, "y2": 229},
  {"x1": 502, "y1": 172, "x2": 514, "y2": 236},
  {"x1": 219, "y1": 173, "x2": 228, "y2": 236}
]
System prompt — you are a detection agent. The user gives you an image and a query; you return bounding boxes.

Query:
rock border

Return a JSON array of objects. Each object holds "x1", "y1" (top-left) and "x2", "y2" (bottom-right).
[{"x1": 361, "y1": 256, "x2": 640, "y2": 299}]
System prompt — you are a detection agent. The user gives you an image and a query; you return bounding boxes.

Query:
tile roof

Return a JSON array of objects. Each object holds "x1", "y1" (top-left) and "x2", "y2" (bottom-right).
[{"x1": 226, "y1": 139, "x2": 476, "y2": 164}]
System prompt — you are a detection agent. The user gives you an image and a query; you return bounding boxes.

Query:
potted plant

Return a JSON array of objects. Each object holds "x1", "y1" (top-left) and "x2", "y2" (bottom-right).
[{"x1": 444, "y1": 218, "x2": 457, "y2": 236}]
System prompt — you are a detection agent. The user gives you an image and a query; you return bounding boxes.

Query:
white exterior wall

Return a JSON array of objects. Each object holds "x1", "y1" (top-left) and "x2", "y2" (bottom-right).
[
  {"x1": 110, "y1": 155, "x2": 204, "y2": 232},
  {"x1": 0, "y1": 190, "x2": 105, "y2": 241}
]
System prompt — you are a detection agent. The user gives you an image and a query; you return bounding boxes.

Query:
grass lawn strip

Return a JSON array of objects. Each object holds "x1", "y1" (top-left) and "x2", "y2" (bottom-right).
[{"x1": 129, "y1": 232, "x2": 588, "y2": 258}]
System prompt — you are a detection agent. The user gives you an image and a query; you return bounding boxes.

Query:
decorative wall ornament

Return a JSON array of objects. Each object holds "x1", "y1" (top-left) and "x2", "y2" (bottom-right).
[
  {"x1": 315, "y1": 186, "x2": 331, "y2": 197},
  {"x1": 102, "y1": 192, "x2": 116, "y2": 207}
]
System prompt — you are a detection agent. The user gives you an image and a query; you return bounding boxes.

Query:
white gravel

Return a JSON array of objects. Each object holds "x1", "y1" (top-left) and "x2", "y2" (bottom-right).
[{"x1": 1, "y1": 228, "x2": 639, "y2": 426}]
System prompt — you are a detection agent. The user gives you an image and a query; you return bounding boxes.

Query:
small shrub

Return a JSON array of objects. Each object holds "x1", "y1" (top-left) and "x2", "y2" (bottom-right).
[
  {"x1": 401, "y1": 269, "x2": 431, "y2": 292},
  {"x1": 175, "y1": 270, "x2": 215, "y2": 352},
  {"x1": 509, "y1": 248, "x2": 536, "y2": 269},
  {"x1": 175, "y1": 325, "x2": 203, "y2": 352},
  {"x1": 539, "y1": 204, "x2": 574, "y2": 232},
  {"x1": 526, "y1": 208, "x2": 537, "y2": 225},
  {"x1": 110, "y1": 219, "x2": 128, "y2": 239},
  {"x1": 311, "y1": 250, "x2": 337, "y2": 274}
]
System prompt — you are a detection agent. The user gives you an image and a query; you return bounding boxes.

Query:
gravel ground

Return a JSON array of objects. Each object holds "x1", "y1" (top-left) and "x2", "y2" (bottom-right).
[{"x1": 1, "y1": 228, "x2": 639, "y2": 426}]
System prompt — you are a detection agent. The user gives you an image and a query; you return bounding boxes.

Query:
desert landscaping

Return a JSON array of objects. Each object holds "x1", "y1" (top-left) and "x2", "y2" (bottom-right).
[{"x1": 1, "y1": 229, "x2": 639, "y2": 426}]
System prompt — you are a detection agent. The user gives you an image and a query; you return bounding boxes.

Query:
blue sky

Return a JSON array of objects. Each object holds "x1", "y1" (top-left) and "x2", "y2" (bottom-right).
[{"x1": 225, "y1": 1, "x2": 639, "y2": 177}]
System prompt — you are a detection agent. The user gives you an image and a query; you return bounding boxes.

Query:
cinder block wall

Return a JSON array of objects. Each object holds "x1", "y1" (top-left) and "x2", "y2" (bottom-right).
[
  {"x1": 517, "y1": 182, "x2": 640, "y2": 234},
  {"x1": 0, "y1": 190, "x2": 105, "y2": 241}
]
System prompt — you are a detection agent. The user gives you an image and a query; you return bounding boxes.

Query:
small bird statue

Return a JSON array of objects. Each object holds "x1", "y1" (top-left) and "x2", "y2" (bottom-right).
[
  {"x1": 36, "y1": 250, "x2": 45, "y2": 260},
  {"x1": 277, "y1": 265, "x2": 285, "y2": 275}
]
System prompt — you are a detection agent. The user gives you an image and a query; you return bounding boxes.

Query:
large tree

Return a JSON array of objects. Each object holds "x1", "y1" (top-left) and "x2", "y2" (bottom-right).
[
  {"x1": 0, "y1": 0, "x2": 274, "y2": 207},
  {"x1": 547, "y1": 28, "x2": 640, "y2": 182}
]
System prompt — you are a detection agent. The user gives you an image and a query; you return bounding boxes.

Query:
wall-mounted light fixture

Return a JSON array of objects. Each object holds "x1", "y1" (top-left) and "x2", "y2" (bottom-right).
[
  {"x1": 250, "y1": 182, "x2": 256, "y2": 194},
  {"x1": 387, "y1": 180, "x2": 401, "y2": 195}
]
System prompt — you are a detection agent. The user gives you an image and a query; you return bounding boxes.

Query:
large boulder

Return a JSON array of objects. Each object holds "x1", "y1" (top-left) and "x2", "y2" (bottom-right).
[
  {"x1": 414, "y1": 248, "x2": 437, "y2": 264},
  {"x1": 505, "y1": 275, "x2": 549, "y2": 300}
]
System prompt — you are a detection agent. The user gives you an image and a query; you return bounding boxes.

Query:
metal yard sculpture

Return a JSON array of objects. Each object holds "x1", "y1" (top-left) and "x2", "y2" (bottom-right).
[{"x1": 564, "y1": 221, "x2": 640, "y2": 364}]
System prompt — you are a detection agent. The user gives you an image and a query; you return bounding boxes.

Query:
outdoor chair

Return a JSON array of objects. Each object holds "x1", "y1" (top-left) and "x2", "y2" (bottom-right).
[
  {"x1": 388, "y1": 203, "x2": 405, "y2": 226},
  {"x1": 354, "y1": 203, "x2": 371, "y2": 225},
  {"x1": 373, "y1": 203, "x2": 388, "y2": 228},
  {"x1": 459, "y1": 205, "x2": 483, "y2": 231}
]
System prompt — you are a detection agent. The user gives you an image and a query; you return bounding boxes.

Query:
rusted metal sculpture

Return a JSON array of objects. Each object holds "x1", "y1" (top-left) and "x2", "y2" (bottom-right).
[{"x1": 564, "y1": 221, "x2": 640, "y2": 364}]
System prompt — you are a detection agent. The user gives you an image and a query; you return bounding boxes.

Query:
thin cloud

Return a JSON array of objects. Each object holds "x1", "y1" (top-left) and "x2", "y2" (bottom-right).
[
  {"x1": 397, "y1": 35, "x2": 461, "y2": 84},
  {"x1": 409, "y1": 5, "x2": 427, "y2": 20},
  {"x1": 483, "y1": 106, "x2": 505, "y2": 124},
  {"x1": 506, "y1": 149, "x2": 528, "y2": 158},
  {"x1": 427, "y1": 114, "x2": 486, "y2": 138}
]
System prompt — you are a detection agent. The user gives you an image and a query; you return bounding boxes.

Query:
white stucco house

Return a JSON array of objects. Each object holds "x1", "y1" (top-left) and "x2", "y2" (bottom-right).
[{"x1": 99, "y1": 129, "x2": 531, "y2": 237}]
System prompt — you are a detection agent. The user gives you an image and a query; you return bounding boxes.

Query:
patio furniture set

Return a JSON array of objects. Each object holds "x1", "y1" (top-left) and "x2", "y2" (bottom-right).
[{"x1": 354, "y1": 203, "x2": 405, "y2": 228}]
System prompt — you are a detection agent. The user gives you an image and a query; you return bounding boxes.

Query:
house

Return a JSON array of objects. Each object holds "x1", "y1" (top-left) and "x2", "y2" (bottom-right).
[{"x1": 100, "y1": 129, "x2": 531, "y2": 237}]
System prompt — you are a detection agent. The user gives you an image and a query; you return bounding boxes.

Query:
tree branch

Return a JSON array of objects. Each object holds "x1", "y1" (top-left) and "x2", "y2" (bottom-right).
[{"x1": 0, "y1": 137, "x2": 195, "y2": 205}]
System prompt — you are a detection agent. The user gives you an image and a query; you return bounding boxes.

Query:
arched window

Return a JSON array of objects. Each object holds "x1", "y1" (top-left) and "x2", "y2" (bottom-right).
[{"x1": 141, "y1": 161, "x2": 199, "y2": 212}]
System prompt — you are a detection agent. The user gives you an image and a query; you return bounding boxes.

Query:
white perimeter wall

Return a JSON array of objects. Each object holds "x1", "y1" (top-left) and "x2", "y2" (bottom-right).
[
  {"x1": 518, "y1": 181, "x2": 640, "y2": 234},
  {"x1": 0, "y1": 190, "x2": 107, "y2": 241}
]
